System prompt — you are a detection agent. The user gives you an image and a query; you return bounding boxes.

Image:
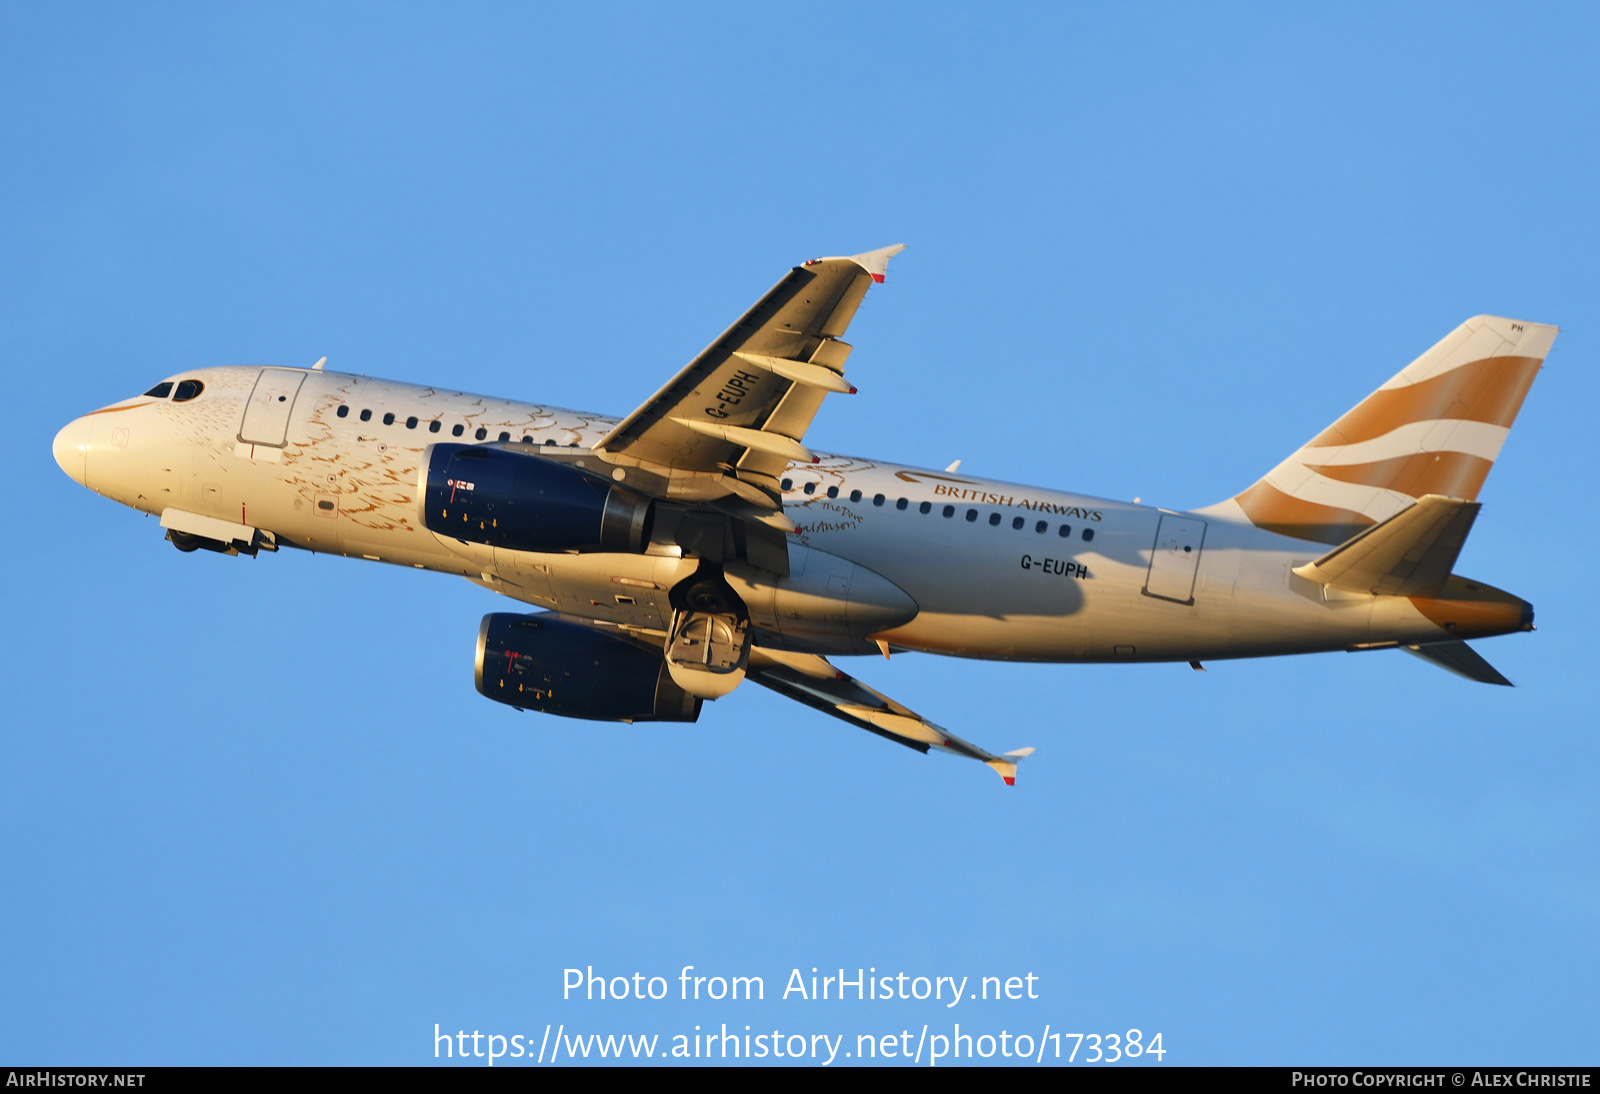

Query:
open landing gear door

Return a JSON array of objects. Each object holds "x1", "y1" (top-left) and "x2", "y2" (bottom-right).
[
  {"x1": 665, "y1": 609, "x2": 750, "y2": 699},
  {"x1": 664, "y1": 566, "x2": 752, "y2": 699}
]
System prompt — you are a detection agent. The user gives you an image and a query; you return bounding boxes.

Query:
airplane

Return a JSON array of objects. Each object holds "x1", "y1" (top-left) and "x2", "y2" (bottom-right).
[{"x1": 51, "y1": 245, "x2": 1554, "y2": 785}]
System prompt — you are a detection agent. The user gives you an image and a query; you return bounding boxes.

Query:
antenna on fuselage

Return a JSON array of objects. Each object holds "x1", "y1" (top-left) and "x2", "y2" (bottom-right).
[{"x1": 311, "y1": 357, "x2": 327, "y2": 370}]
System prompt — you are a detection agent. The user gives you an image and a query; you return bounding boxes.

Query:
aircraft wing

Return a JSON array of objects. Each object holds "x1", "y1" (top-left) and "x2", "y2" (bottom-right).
[
  {"x1": 595, "y1": 245, "x2": 905, "y2": 497},
  {"x1": 747, "y1": 647, "x2": 1035, "y2": 785}
]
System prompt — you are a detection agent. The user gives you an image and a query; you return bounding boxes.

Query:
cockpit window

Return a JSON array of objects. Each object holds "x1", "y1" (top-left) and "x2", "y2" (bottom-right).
[
  {"x1": 172, "y1": 379, "x2": 204, "y2": 402},
  {"x1": 143, "y1": 382, "x2": 173, "y2": 399}
]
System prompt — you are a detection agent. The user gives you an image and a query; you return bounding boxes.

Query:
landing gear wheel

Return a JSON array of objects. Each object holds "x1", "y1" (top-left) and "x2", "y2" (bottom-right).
[
  {"x1": 670, "y1": 565, "x2": 746, "y2": 619},
  {"x1": 681, "y1": 577, "x2": 739, "y2": 615}
]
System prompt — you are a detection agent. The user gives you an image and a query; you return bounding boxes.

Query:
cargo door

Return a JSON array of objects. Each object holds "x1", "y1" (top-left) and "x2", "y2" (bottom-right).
[
  {"x1": 1144, "y1": 515, "x2": 1207, "y2": 605},
  {"x1": 239, "y1": 369, "x2": 306, "y2": 447}
]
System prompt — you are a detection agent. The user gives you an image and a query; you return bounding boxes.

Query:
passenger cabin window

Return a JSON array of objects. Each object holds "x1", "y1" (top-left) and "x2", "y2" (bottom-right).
[
  {"x1": 452, "y1": 424, "x2": 465, "y2": 436},
  {"x1": 781, "y1": 478, "x2": 793, "y2": 491},
  {"x1": 1058, "y1": 524, "x2": 1071, "y2": 538},
  {"x1": 336, "y1": 405, "x2": 350, "y2": 418},
  {"x1": 804, "y1": 482, "x2": 816, "y2": 495},
  {"x1": 172, "y1": 380, "x2": 204, "y2": 402},
  {"x1": 406, "y1": 416, "x2": 418, "y2": 429},
  {"x1": 429, "y1": 420, "x2": 441, "y2": 432},
  {"x1": 942, "y1": 505, "x2": 955, "y2": 518},
  {"x1": 360, "y1": 409, "x2": 372, "y2": 422},
  {"x1": 850, "y1": 489, "x2": 862, "y2": 502},
  {"x1": 1082, "y1": 528, "x2": 1095, "y2": 542},
  {"x1": 966, "y1": 509, "x2": 978, "y2": 522},
  {"x1": 826, "y1": 486, "x2": 839, "y2": 499},
  {"x1": 1035, "y1": 520, "x2": 1047, "y2": 533},
  {"x1": 919, "y1": 501, "x2": 931, "y2": 514},
  {"x1": 522, "y1": 435, "x2": 533, "y2": 444},
  {"x1": 498, "y1": 432, "x2": 510, "y2": 442},
  {"x1": 873, "y1": 494, "x2": 886, "y2": 507},
  {"x1": 383, "y1": 412, "x2": 396, "y2": 425},
  {"x1": 143, "y1": 382, "x2": 173, "y2": 398},
  {"x1": 1012, "y1": 516, "x2": 1024, "y2": 529},
  {"x1": 475, "y1": 427, "x2": 488, "y2": 440},
  {"x1": 988, "y1": 512, "x2": 1001, "y2": 526},
  {"x1": 895, "y1": 498, "x2": 908, "y2": 510}
]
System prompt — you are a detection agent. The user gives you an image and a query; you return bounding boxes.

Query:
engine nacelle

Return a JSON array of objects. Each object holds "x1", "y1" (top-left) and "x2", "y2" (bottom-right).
[
  {"x1": 422, "y1": 444, "x2": 654, "y2": 553},
  {"x1": 475, "y1": 613, "x2": 701, "y2": 722}
]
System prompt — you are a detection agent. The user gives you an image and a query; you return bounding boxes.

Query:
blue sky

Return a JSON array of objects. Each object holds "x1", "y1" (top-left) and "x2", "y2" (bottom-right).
[{"x1": 3, "y1": 3, "x2": 1597, "y2": 1066}]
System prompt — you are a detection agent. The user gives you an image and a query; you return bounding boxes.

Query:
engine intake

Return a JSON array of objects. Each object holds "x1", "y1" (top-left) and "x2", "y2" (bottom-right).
[
  {"x1": 423, "y1": 444, "x2": 654, "y2": 553},
  {"x1": 475, "y1": 613, "x2": 701, "y2": 723}
]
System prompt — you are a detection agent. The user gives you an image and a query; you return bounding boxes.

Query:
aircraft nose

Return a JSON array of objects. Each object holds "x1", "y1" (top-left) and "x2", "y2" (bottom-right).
[{"x1": 53, "y1": 417, "x2": 89, "y2": 486}]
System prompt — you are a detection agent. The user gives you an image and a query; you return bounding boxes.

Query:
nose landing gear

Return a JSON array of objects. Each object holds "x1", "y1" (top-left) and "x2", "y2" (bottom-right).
[{"x1": 167, "y1": 528, "x2": 257, "y2": 557}]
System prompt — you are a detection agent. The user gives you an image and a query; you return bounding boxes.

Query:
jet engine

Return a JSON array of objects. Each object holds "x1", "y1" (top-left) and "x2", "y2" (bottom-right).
[
  {"x1": 423, "y1": 444, "x2": 654, "y2": 553},
  {"x1": 475, "y1": 612, "x2": 701, "y2": 722}
]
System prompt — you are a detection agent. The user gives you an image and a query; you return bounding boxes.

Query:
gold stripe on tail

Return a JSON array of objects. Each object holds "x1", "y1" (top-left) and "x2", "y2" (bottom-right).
[
  {"x1": 1233, "y1": 481, "x2": 1375, "y2": 545},
  {"x1": 1302, "y1": 451, "x2": 1494, "y2": 501},
  {"x1": 1307, "y1": 355, "x2": 1541, "y2": 448}
]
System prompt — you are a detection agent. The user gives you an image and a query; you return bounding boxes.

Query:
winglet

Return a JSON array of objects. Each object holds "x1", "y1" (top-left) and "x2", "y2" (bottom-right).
[
  {"x1": 985, "y1": 747, "x2": 1037, "y2": 787},
  {"x1": 849, "y1": 243, "x2": 907, "y2": 283}
]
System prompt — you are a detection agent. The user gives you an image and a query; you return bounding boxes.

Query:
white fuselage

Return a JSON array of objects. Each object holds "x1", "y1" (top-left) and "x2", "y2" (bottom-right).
[{"x1": 54, "y1": 365, "x2": 1480, "y2": 665}]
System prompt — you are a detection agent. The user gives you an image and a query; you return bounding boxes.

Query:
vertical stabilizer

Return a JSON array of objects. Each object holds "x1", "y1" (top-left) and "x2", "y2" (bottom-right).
[{"x1": 1202, "y1": 316, "x2": 1556, "y2": 544}]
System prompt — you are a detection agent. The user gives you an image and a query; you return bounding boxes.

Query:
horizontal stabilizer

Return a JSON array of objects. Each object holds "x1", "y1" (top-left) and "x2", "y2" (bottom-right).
[
  {"x1": 1292, "y1": 494, "x2": 1479, "y2": 597},
  {"x1": 1401, "y1": 640, "x2": 1513, "y2": 686}
]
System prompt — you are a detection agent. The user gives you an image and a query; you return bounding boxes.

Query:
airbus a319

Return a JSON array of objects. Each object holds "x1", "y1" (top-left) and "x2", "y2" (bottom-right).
[{"x1": 53, "y1": 246, "x2": 1553, "y2": 784}]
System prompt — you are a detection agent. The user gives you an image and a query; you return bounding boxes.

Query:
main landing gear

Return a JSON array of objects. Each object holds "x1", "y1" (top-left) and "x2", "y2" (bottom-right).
[{"x1": 664, "y1": 564, "x2": 751, "y2": 700}]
